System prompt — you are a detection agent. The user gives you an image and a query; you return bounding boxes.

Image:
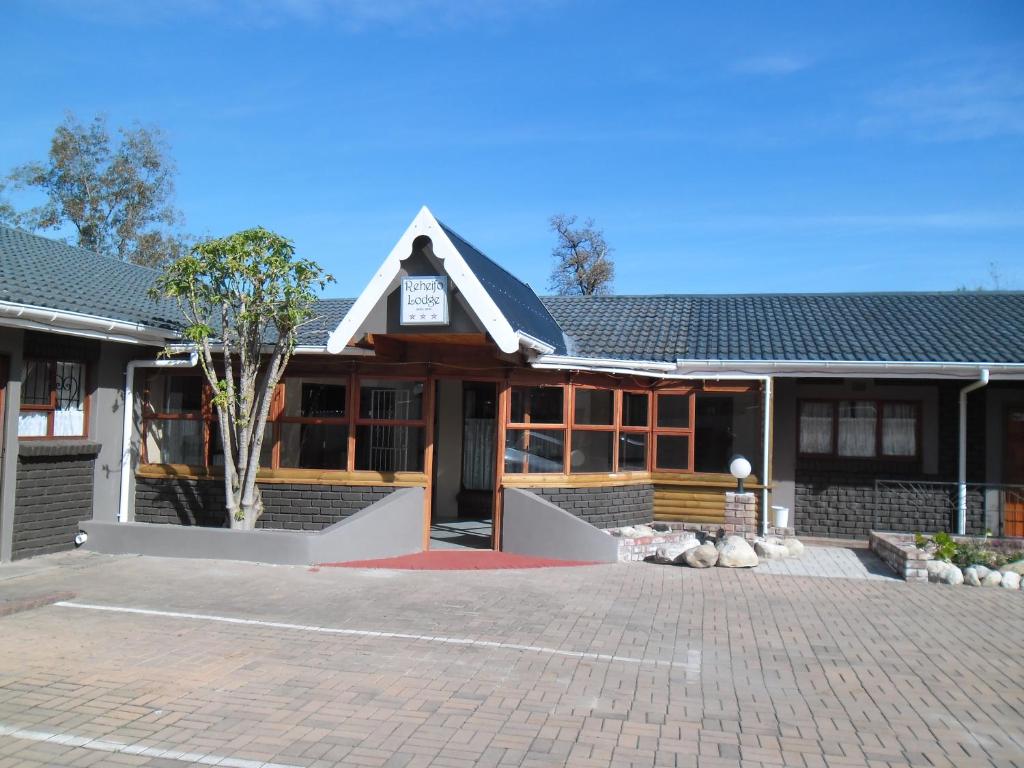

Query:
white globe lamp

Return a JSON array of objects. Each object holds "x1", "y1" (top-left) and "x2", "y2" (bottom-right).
[{"x1": 729, "y1": 455, "x2": 752, "y2": 494}]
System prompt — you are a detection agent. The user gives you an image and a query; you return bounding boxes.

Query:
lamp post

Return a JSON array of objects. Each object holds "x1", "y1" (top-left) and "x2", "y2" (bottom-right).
[{"x1": 729, "y1": 455, "x2": 752, "y2": 494}]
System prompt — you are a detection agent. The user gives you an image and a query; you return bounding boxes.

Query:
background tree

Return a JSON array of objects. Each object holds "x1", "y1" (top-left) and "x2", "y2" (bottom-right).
[
  {"x1": 548, "y1": 214, "x2": 615, "y2": 295},
  {"x1": 3, "y1": 113, "x2": 188, "y2": 266},
  {"x1": 152, "y1": 228, "x2": 333, "y2": 529}
]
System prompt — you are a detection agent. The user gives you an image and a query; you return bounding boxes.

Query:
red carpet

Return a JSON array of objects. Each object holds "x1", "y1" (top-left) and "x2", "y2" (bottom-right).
[{"x1": 320, "y1": 550, "x2": 599, "y2": 570}]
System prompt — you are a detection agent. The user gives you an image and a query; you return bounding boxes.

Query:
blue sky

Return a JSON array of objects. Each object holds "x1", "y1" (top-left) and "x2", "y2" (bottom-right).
[{"x1": 2, "y1": 0, "x2": 1023, "y2": 297}]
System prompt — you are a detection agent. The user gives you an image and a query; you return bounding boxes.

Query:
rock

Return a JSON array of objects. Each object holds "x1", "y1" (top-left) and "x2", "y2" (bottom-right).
[
  {"x1": 633, "y1": 525, "x2": 657, "y2": 537},
  {"x1": 1001, "y1": 559, "x2": 1024, "y2": 576},
  {"x1": 716, "y1": 536, "x2": 759, "y2": 568},
  {"x1": 999, "y1": 571, "x2": 1021, "y2": 590},
  {"x1": 925, "y1": 560, "x2": 953, "y2": 582},
  {"x1": 754, "y1": 540, "x2": 789, "y2": 560},
  {"x1": 974, "y1": 565, "x2": 992, "y2": 579},
  {"x1": 981, "y1": 570, "x2": 1003, "y2": 587},
  {"x1": 963, "y1": 567, "x2": 982, "y2": 587},
  {"x1": 941, "y1": 566, "x2": 965, "y2": 586},
  {"x1": 616, "y1": 526, "x2": 638, "y2": 538},
  {"x1": 650, "y1": 522, "x2": 671, "y2": 532},
  {"x1": 683, "y1": 543, "x2": 719, "y2": 568},
  {"x1": 653, "y1": 539, "x2": 700, "y2": 564},
  {"x1": 783, "y1": 538, "x2": 805, "y2": 558}
]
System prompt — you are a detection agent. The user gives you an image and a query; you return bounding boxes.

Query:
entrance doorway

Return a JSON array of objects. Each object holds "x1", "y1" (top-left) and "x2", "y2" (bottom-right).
[
  {"x1": 1005, "y1": 406, "x2": 1024, "y2": 537},
  {"x1": 430, "y1": 380, "x2": 497, "y2": 549}
]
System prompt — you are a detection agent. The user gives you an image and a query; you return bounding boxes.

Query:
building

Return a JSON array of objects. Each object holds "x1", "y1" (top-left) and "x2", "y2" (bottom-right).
[{"x1": 0, "y1": 207, "x2": 1022, "y2": 562}]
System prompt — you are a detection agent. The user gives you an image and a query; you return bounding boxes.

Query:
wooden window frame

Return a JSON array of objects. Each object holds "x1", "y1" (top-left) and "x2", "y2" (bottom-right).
[
  {"x1": 276, "y1": 374, "x2": 353, "y2": 471},
  {"x1": 652, "y1": 388, "x2": 695, "y2": 472},
  {"x1": 617, "y1": 388, "x2": 651, "y2": 472},
  {"x1": 505, "y1": 383, "x2": 568, "y2": 474},
  {"x1": 19, "y1": 357, "x2": 91, "y2": 440},
  {"x1": 569, "y1": 385, "x2": 617, "y2": 474},
  {"x1": 353, "y1": 375, "x2": 429, "y2": 473},
  {"x1": 140, "y1": 372, "x2": 207, "y2": 465},
  {"x1": 797, "y1": 397, "x2": 921, "y2": 461}
]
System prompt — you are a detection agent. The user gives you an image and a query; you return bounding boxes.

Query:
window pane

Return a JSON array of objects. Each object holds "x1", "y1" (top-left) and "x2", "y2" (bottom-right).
[
  {"x1": 21, "y1": 359, "x2": 53, "y2": 406},
  {"x1": 619, "y1": 433, "x2": 647, "y2": 471},
  {"x1": 882, "y1": 403, "x2": 917, "y2": 457},
  {"x1": 838, "y1": 401, "x2": 876, "y2": 457},
  {"x1": 18, "y1": 413, "x2": 48, "y2": 437},
  {"x1": 657, "y1": 393, "x2": 690, "y2": 428},
  {"x1": 146, "y1": 419, "x2": 204, "y2": 464},
  {"x1": 693, "y1": 391, "x2": 761, "y2": 474},
  {"x1": 510, "y1": 386, "x2": 563, "y2": 424},
  {"x1": 54, "y1": 362, "x2": 85, "y2": 436},
  {"x1": 799, "y1": 402, "x2": 834, "y2": 454},
  {"x1": 504, "y1": 429, "x2": 565, "y2": 473},
  {"x1": 574, "y1": 389, "x2": 613, "y2": 425},
  {"x1": 279, "y1": 423, "x2": 346, "y2": 469},
  {"x1": 656, "y1": 434, "x2": 690, "y2": 471},
  {"x1": 355, "y1": 425, "x2": 424, "y2": 471},
  {"x1": 359, "y1": 379, "x2": 423, "y2": 421},
  {"x1": 145, "y1": 375, "x2": 201, "y2": 415},
  {"x1": 622, "y1": 392, "x2": 648, "y2": 427},
  {"x1": 285, "y1": 378, "x2": 347, "y2": 418},
  {"x1": 210, "y1": 422, "x2": 274, "y2": 468},
  {"x1": 570, "y1": 430, "x2": 613, "y2": 472}
]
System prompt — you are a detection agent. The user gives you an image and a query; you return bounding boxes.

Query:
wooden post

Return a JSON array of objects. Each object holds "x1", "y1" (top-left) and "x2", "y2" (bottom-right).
[
  {"x1": 492, "y1": 376, "x2": 510, "y2": 550},
  {"x1": 422, "y1": 373, "x2": 435, "y2": 551}
]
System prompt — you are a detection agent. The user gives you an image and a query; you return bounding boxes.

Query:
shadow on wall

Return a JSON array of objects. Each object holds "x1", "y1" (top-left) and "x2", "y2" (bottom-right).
[{"x1": 145, "y1": 479, "x2": 227, "y2": 527}]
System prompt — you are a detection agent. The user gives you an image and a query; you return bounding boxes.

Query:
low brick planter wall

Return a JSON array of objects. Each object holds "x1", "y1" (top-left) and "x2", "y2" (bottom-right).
[
  {"x1": 613, "y1": 526, "x2": 693, "y2": 562},
  {"x1": 869, "y1": 531, "x2": 930, "y2": 582}
]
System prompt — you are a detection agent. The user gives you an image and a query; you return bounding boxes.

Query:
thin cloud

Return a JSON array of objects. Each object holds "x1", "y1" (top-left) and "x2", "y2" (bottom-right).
[
  {"x1": 731, "y1": 55, "x2": 810, "y2": 76},
  {"x1": 861, "y1": 51, "x2": 1024, "y2": 141},
  {"x1": 33, "y1": 0, "x2": 563, "y2": 30}
]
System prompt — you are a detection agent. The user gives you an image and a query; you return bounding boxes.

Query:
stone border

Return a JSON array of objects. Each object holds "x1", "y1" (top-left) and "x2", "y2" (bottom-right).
[{"x1": 869, "y1": 531, "x2": 932, "y2": 582}]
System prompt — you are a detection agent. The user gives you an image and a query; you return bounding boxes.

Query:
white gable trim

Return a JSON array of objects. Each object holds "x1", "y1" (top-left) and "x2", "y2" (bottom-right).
[{"x1": 327, "y1": 206, "x2": 522, "y2": 354}]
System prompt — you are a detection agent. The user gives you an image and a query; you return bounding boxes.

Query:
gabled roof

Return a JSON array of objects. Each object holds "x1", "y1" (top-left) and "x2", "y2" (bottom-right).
[
  {"x1": 326, "y1": 207, "x2": 566, "y2": 355},
  {"x1": 0, "y1": 225, "x2": 181, "y2": 332},
  {"x1": 541, "y1": 292, "x2": 1024, "y2": 365}
]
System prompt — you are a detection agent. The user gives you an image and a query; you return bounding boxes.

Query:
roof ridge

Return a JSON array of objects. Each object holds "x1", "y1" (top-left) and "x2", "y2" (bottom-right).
[{"x1": 540, "y1": 291, "x2": 1024, "y2": 299}]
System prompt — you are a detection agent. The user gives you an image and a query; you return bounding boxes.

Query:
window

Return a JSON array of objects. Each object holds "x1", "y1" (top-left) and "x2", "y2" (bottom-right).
[
  {"x1": 653, "y1": 390, "x2": 693, "y2": 471},
  {"x1": 618, "y1": 391, "x2": 649, "y2": 471},
  {"x1": 570, "y1": 388, "x2": 614, "y2": 472},
  {"x1": 506, "y1": 384, "x2": 566, "y2": 473},
  {"x1": 142, "y1": 374, "x2": 204, "y2": 464},
  {"x1": 18, "y1": 359, "x2": 87, "y2": 438},
  {"x1": 798, "y1": 399, "x2": 919, "y2": 459},
  {"x1": 278, "y1": 378, "x2": 347, "y2": 469},
  {"x1": 355, "y1": 378, "x2": 426, "y2": 472}
]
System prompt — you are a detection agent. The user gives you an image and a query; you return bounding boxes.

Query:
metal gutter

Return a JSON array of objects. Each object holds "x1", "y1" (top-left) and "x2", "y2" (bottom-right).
[{"x1": 0, "y1": 300, "x2": 174, "y2": 346}]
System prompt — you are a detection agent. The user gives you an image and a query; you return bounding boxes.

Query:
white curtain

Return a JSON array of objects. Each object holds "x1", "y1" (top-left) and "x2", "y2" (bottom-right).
[
  {"x1": 883, "y1": 403, "x2": 917, "y2": 456},
  {"x1": 838, "y1": 401, "x2": 876, "y2": 457},
  {"x1": 53, "y1": 408, "x2": 84, "y2": 436},
  {"x1": 462, "y1": 419, "x2": 495, "y2": 490},
  {"x1": 17, "y1": 413, "x2": 47, "y2": 437},
  {"x1": 147, "y1": 420, "x2": 203, "y2": 464},
  {"x1": 799, "y1": 402, "x2": 833, "y2": 454}
]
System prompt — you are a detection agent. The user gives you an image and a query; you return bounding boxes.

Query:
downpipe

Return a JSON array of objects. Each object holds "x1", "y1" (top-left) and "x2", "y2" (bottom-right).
[
  {"x1": 957, "y1": 369, "x2": 989, "y2": 535},
  {"x1": 117, "y1": 351, "x2": 199, "y2": 523}
]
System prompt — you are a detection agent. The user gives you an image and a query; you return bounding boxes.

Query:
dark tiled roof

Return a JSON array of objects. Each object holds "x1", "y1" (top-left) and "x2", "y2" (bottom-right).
[
  {"x1": 439, "y1": 222, "x2": 567, "y2": 354},
  {"x1": 541, "y1": 293, "x2": 1024, "y2": 364},
  {"x1": 0, "y1": 225, "x2": 181, "y2": 331},
  {"x1": 299, "y1": 298, "x2": 353, "y2": 347}
]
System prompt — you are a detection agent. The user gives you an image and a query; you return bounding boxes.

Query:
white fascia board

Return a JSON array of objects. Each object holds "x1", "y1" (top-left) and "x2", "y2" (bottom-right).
[
  {"x1": 673, "y1": 359, "x2": 1024, "y2": 380},
  {"x1": 326, "y1": 206, "x2": 520, "y2": 354},
  {"x1": 0, "y1": 300, "x2": 175, "y2": 346}
]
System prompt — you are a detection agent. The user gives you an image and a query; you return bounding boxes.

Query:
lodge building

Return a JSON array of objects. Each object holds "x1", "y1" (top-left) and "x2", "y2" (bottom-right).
[{"x1": 0, "y1": 207, "x2": 1022, "y2": 562}]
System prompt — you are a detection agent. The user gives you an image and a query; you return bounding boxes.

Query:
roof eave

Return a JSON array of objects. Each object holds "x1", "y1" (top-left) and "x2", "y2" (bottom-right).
[{"x1": 0, "y1": 300, "x2": 176, "y2": 346}]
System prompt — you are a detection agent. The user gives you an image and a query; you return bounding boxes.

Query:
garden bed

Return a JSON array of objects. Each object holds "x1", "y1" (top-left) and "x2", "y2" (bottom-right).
[{"x1": 870, "y1": 530, "x2": 1024, "y2": 587}]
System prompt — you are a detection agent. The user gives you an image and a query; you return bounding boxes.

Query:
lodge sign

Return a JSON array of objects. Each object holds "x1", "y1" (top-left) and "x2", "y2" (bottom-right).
[{"x1": 400, "y1": 276, "x2": 449, "y2": 326}]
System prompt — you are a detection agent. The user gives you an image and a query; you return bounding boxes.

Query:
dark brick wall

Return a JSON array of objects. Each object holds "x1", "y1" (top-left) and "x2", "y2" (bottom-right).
[
  {"x1": 134, "y1": 477, "x2": 400, "y2": 530},
  {"x1": 13, "y1": 442, "x2": 100, "y2": 560},
  {"x1": 794, "y1": 382, "x2": 988, "y2": 539},
  {"x1": 532, "y1": 484, "x2": 653, "y2": 529}
]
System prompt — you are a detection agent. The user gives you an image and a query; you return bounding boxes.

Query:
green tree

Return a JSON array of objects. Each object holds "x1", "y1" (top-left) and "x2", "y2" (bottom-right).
[
  {"x1": 3, "y1": 113, "x2": 187, "y2": 266},
  {"x1": 152, "y1": 228, "x2": 333, "y2": 529},
  {"x1": 548, "y1": 214, "x2": 614, "y2": 295}
]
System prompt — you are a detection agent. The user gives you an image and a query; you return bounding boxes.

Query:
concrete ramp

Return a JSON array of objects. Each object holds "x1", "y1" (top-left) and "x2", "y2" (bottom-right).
[
  {"x1": 81, "y1": 488, "x2": 424, "y2": 566},
  {"x1": 501, "y1": 488, "x2": 619, "y2": 563}
]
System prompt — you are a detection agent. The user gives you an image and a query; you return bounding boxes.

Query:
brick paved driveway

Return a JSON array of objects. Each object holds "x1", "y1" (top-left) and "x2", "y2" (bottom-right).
[{"x1": 0, "y1": 552, "x2": 1020, "y2": 768}]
